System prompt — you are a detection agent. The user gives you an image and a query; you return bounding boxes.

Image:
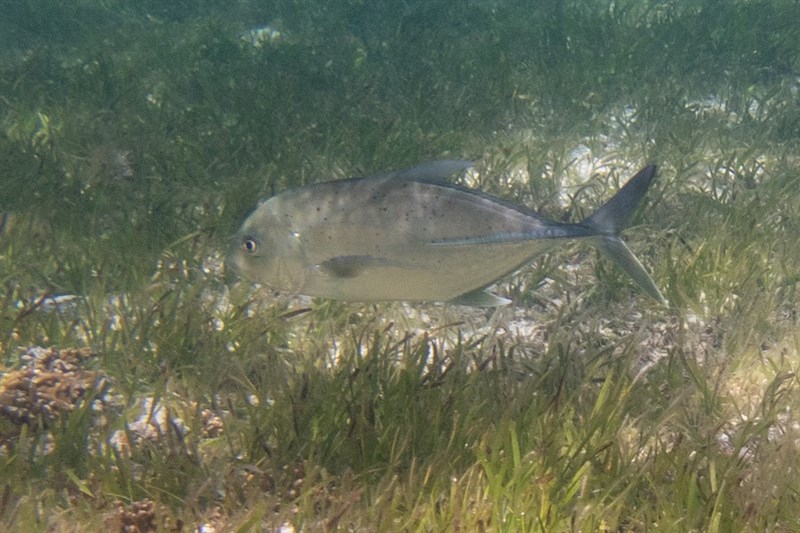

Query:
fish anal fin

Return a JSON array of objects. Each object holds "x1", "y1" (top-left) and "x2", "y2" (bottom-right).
[{"x1": 448, "y1": 289, "x2": 511, "y2": 307}]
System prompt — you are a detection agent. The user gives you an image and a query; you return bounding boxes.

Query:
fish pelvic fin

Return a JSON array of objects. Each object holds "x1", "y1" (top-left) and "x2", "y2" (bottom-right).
[{"x1": 582, "y1": 165, "x2": 668, "y2": 305}]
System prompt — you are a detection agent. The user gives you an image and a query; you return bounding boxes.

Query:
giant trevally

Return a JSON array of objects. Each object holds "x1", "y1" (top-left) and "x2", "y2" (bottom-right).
[{"x1": 228, "y1": 160, "x2": 666, "y2": 306}]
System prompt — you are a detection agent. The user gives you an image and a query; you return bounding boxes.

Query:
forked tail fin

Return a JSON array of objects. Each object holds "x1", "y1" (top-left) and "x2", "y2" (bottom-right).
[{"x1": 582, "y1": 165, "x2": 667, "y2": 305}]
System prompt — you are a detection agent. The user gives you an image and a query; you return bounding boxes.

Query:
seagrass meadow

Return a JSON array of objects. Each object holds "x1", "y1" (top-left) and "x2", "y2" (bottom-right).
[{"x1": 2, "y1": 1, "x2": 800, "y2": 531}]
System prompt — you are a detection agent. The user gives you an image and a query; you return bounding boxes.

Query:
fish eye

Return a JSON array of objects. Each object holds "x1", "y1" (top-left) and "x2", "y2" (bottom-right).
[{"x1": 243, "y1": 237, "x2": 258, "y2": 253}]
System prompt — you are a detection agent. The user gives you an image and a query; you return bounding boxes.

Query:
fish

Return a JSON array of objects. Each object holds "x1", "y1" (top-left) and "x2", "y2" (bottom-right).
[{"x1": 228, "y1": 160, "x2": 667, "y2": 306}]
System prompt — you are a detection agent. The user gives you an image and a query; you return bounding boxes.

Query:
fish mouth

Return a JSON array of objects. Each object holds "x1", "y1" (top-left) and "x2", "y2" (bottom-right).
[{"x1": 223, "y1": 244, "x2": 244, "y2": 286}]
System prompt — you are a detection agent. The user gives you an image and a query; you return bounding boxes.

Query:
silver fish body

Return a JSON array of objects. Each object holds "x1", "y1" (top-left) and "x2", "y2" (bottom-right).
[{"x1": 229, "y1": 160, "x2": 666, "y2": 306}]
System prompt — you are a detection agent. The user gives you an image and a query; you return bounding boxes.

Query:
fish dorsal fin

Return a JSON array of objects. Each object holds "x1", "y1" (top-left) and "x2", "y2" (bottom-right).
[{"x1": 385, "y1": 160, "x2": 474, "y2": 181}]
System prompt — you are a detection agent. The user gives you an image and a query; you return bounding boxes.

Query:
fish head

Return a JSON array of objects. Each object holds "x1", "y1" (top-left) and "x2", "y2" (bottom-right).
[{"x1": 226, "y1": 200, "x2": 306, "y2": 291}]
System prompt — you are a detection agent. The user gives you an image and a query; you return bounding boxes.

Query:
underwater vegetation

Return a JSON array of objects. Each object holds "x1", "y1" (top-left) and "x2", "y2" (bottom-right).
[{"x1": 1, "y1": 0, "x2": 800, "y2": 530}]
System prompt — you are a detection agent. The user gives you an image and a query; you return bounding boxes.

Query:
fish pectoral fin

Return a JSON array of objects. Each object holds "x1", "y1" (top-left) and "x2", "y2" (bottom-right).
[
  {"x1": 317, "y1": 255, "x2": 388, "y2": 279},
  {"x1": 448, "y1": 289, "x2": 511, "y2": 307}
]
